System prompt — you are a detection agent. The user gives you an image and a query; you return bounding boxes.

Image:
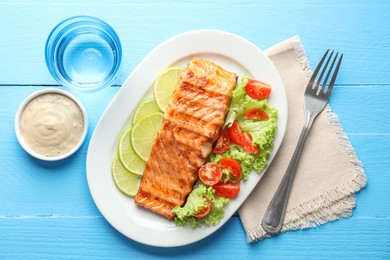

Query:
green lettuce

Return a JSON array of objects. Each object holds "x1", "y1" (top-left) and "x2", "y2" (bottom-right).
[
  {"x1": 224, "y1": 76, "x2": 250, "y2": 128},
  {"x1": 210, "y1": 76, "x2": 278, "y2": 181},
  {"x1": 173, "y1": 184, "x2": 229, "y2": 227},
  {"x1": 210, "y1": 145, "x2": 255, "y2": 181}
]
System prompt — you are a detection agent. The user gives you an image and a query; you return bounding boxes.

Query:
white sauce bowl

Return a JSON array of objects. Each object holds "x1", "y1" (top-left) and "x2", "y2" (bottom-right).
[{"x1": 15, "y1": 88, "x2": 88, "y2": 161}]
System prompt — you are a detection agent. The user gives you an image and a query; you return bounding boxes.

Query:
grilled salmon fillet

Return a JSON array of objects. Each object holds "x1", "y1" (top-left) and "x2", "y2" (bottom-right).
[{"x1": 134, "y1": 58, "x2": 237, "y2": 219}]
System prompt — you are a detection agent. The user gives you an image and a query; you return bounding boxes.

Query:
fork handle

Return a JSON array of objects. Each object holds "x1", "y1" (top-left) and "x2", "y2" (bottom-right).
[{"x1": 262, "y1": 111, "x2": 316, "y2": 234}]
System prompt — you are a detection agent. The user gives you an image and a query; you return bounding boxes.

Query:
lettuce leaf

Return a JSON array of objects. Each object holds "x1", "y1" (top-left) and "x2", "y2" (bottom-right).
[
  {"x1": 173, "y1": 183, "x2": 229, "y2": 227},
  {"x1": 210, "y1": 145, "x2": 254, "y2": 181},
  {"x1": 210, "y1": 76, "x2": 278, "y2": 180},
  {"x1": 224, "y1": 76, "x2": 250, "y2": 128}
]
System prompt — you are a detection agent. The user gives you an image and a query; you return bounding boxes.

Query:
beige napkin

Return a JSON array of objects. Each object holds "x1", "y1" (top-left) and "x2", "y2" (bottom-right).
[{"x1": 238, "y1": 36, "x2": 367, "y2": 243}]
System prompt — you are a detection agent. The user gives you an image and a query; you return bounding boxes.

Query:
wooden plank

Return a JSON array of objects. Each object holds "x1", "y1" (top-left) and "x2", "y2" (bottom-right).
[
  {"x1": 347, "y1": 134, "x2": 390, "y2": 217},
  {"x1": 0, "y1": 0, "x2": 389, "y2": 85},
  {"x1": 0, "y1": 216, "x2": 388, "y2": 258},
  {"x1": 330, "y1": 85, "x2": 390, "y2": 134}
]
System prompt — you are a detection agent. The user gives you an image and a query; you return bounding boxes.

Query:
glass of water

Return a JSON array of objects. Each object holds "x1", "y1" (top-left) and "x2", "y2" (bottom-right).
[{"x1": 45, "y1": 16, "x2": 122, "y2": 92}]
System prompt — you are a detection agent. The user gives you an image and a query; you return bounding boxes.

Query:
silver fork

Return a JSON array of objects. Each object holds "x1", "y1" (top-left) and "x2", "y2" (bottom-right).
[{"x1": 261, "y1": 50, "x2": 343, "y2": 234}]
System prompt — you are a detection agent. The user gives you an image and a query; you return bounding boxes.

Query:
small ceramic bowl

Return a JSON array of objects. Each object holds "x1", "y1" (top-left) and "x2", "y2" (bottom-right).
[{"x1": 15, "y1": 88, "x2": 88, "y2": 161}]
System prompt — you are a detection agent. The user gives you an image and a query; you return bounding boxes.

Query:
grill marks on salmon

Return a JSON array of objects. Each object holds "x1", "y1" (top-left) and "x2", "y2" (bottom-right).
[
  {"x1": 167, "y1": 84, "x2": 230, "y2": 139},
  {"x1": 134, "y1": 58, "x2": 237, "y2": 219}
]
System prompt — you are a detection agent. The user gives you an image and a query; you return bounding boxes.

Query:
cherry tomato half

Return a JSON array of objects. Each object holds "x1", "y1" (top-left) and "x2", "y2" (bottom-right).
[
  {"x1": 240, "y1": 132, "x2": 260, "y2": 154},
  {"x1": 213, "y1": 130, "x2": 230, "y2": 154},
  {"x1": 245, "y1": 79, "x2": 272, "y2": 100},
  {"x1": 199, "y1": 162, "x2": 222, "y2": 186},
  {"x1": 214, "y1": 181, "x2": 240, "y2": 199},
  {"x1": 244, "y1": 108, "x2": 269, "y2": 121},
  {"x1": 219, "y1": 158, "x2": 242, "y2": 180},
  {"x1": 193, "y1": 196, "x2": 212, "y2": 218},
  {"x1": 228, "y1": 120, "x2": 243, "y2": 144}
]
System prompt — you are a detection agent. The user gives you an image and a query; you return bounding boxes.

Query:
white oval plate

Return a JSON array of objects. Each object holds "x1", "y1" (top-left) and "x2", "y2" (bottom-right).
[{"x1": 86, "y1": 30, "x2": 287, "y2": 247}]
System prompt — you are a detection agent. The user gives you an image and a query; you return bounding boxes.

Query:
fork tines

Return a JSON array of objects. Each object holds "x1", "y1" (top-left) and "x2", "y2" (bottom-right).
[{"x1": 310, "y1": 49, "x2": 343, "y2": 95}]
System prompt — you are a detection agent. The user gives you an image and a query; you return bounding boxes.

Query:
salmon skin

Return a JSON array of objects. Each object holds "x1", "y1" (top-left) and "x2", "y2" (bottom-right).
[{"x1": 134, "y1": 58, "x2": 237, "y2": 219}]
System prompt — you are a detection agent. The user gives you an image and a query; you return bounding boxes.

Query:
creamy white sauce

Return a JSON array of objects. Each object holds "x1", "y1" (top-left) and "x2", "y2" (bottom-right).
[{"x1": 19, "y1": 93, "x2": 84, "y2": 157}]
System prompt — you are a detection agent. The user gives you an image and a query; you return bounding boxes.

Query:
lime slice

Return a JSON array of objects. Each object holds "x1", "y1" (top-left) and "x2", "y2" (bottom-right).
[
  {"x1": 118, "y1": 126, "x2": 146, "y2": 175},
  {"x1": 131, "y1": 112, "x2": 164, "y2": 161},
  {"x1": 132, "y1": 98, "x2": 161, "y2": 124},
  {"x1": 154, "y1": 66, "x2": 184, "y2": 112},
  {"x1": 112, "y1": 154, "x2": 139, "y2": 196}
]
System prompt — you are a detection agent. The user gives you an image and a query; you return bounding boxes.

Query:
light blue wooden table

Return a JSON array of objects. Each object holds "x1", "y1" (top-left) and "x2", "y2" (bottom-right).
[{"x1": 1, "y1": 1, "x2": 389, "y2": 258}]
